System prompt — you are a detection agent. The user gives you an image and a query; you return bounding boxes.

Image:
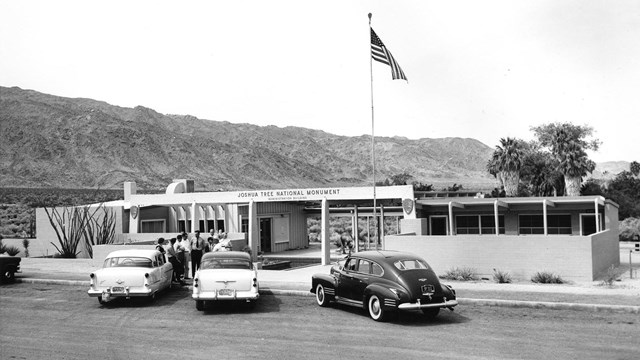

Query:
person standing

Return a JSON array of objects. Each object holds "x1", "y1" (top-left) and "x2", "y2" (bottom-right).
[
  {"x1": 180, "y1": 232, "x2": 191, "y2": 278},
  {"x1": 156, "y1": 238, "x2": 167, "y2": 261},
  {"x1": 190, "y1": 230, "x2": 205, "y2": 278},
  {"x1": 166, "y1": 238, "x2": 185, "y2": 285},
  {"x1": 175, "y1": 234, "x2": 187, "y2": 280}
]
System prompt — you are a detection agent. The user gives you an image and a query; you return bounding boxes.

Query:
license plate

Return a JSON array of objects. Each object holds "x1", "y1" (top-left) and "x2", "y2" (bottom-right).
[
  {"x1": 111, "y1": 286, "x2": 125, "y2": 293},
  {"x1": 218, "y1": 288, "x2": 234, "y2": 296},
  {"x1": 421, "y1": 284, "x2": 434, "y2": 295}
]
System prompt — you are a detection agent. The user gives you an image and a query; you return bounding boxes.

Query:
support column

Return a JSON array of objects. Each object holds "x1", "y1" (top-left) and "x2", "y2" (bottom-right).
[
  {"x1": 494, "y1": 200, "x2": 500, "y2": 235},
  {"x1": 352, "y1": 206, "x2": 359, "y2": 253},
  {"x1": 213, "y1": 205, "x2": 218, "y2": 233},
  {"x1": 543, "y1": 200, "x2": 548, "y2": 236},
  {"x1": 594, "y1": 198, "x2": 600, "y2": 232},
  {"x1": 448, "y1": 203, "x2": 454, "y2": 236},
  {"x1": 380, "y1": 205, "x2": 385, "y2": 250},
  {"x1": 321, "y1": 198, "x2": 330, "y2": 265},
  {"x1": 248, "y1": 200, "x2": 258, "y2": 262},
  {"x1": 191, "y1": 201, "x2": 198, "y2": 233},
  {"x1": 223, "y1": 205, "x2": 230, "y2": 232}
]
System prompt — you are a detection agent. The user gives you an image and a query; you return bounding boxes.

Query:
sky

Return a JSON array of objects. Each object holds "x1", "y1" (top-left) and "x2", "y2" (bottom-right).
[{"x1": 1, "y1": 0, "x2": 639, "y2": 163}]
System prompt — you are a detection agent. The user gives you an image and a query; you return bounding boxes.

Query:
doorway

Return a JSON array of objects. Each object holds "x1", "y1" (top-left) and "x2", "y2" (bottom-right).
[
  {"x1": 260, "y1": 218, "x2": 272, "y2": 253},
  {"x1": 430, "y1": 216, "x2": 448, "y2": 235}
]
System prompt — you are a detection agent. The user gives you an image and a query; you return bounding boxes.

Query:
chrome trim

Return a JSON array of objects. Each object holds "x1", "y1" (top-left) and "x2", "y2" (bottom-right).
[
  {"x1": 398, "y1": 299, "x2": 458, "y2": 310},
  {"x1": 334, "y1": 296, "x2": 363, "y2": 308}
]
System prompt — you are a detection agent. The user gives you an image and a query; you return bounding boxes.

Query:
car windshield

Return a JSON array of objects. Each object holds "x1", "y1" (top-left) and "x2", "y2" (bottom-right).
[
  {"x1": 393, "y1": 259, "x2": 429, "y2": 271},
  {"x1": 103, "y1": 257, "x2": 153, "y2": 268},
  {"x1": 201, "y1": 258, "x2": 252, "y2": 270}
]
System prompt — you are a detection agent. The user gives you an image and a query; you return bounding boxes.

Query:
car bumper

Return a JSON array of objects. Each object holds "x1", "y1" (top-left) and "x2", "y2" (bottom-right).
[
  {"x1": 193, "y1": 290, "x2": 260, "y2": 301},
  {"x1": 88, "y1": 287, "x2": 153, "y2": 298},
  {"x1": 398, "y1": 299, "x2": 458, "y2": 310}
]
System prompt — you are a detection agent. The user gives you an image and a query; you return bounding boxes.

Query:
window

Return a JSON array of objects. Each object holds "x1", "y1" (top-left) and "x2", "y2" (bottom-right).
[
  {"x1": 519, "y1": 214, "x2": 571, "y2": 235},
  {"x1": 357, "y1": 260, "x2": 372, "y2": 274},
  {"x1": 141, "y1": 220, "x2": 165, "y2": 233},
  {"x1": 241, "y1": 219, "x2": 249, "y2": 233},
  {"x1": 455, "y1": 215, "x2": 504, "y2": 234},
  {"x1": 394, "y1": 259, "x2": 429, "y2": 271},
  {"x1": 580, "y1": 214, "x2": 603, "y2": 235},
  {"x1": 371, "y1": 262, "x2": 384, "y2": 276},
  {"x1": 345, "y1": 258, "x2": 357, "y2": 271}
]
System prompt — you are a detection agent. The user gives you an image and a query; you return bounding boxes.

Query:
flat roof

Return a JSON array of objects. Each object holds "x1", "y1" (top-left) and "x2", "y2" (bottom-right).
[{"x1": 416, "y1": 195, "x2": 617, "y2": 208}]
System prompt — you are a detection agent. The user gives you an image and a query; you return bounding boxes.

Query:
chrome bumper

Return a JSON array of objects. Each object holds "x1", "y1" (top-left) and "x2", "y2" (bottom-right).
[
  {"x1": 88, "y1": 287, "x2": 152, "y2": 298},
  {"x1": 398, "y1": 299, "x2": 458, "y2": 310},
  {"x1": 192, "y1": 290, "x2": 260, "y2": 301}
]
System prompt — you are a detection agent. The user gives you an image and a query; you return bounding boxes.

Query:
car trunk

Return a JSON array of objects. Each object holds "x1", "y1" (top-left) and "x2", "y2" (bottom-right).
[
  {"x1": 198, "y1": 269, "x2": 253, "y2": 292},
  {"x1": 95, "y1": 268, "x2": 146, "y2": 288},
  {"x1": 397, "y1": 269, "x2": 444, "y2": 301}
]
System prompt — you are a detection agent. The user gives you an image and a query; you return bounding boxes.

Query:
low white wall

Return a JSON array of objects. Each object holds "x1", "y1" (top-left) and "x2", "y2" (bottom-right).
[{"x1": 385, "y1": 233, "x2": 617, "y2": 281}]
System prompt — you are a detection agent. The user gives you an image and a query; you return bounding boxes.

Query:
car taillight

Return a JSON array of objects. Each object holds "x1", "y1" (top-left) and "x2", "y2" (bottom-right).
[
  {"x1": 253, "y1": 278, "x2": 257, "y2": 287},
  {"x1": 90, "y1": 273, "x2": 95, "y2": 278},
  {"x1": 145, "y1": 273, "x2": 149, "y2": 278},
  {"x1": 194, "y1": 278, "x2": 198, "y2": 288}
]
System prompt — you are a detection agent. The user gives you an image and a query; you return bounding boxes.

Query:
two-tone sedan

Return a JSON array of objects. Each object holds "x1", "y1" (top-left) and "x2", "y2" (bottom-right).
[
  {"x1": 193, "y1": 251, "x2": 259, "y2": 311},
  {"x1": 88, "y1": 249, "x2": 173, "y2": 304},
  {"x1": 311, "y1": 250, "x2": 458, "y2": 321}
]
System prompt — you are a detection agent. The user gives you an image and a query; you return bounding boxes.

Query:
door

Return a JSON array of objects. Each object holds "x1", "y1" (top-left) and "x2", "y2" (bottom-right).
[
  {"x1": 336, "y1": 257, "x2": 360, "y2": 301},
  {"x1": 260, "y1": 218, "x2": 272, "y2": 253},
  {"x1": 430, "y1": 216, "x2": 448, "y2": 235}
]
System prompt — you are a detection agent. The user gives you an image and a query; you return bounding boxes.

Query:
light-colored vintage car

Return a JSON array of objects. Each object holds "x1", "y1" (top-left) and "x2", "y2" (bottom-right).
[
  {"x1": 88, "y1": 249, "x2": 173, "y2": 304},
  {"x1": 192, "y1": 251, "x2": 259, "y2": 311}
]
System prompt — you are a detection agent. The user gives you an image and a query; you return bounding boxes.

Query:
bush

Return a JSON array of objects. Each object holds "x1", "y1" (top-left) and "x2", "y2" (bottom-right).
[
  {"x1": 531, "y1": 271, "x2": 564, "y2": 284},
  {"x1": 492, "y1": 269, "x2": 512, "y2": 283},
  {"x1": 600, "y1": 265, "x2": 621, "y2": 287},
  {"x1": 440, "y1": 267, "x2": 478, "y2": 281}
]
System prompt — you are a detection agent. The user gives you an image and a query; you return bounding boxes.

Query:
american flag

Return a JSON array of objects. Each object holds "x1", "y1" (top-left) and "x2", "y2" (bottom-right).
[{"x1": 370, "y1": 27, "x2": 407, "y2": 81}]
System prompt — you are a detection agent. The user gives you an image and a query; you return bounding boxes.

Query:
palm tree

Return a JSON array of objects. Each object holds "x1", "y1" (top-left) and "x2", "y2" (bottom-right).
[
  {"x1": 532, "y1": 123, "x2": 600, "y2": 197},
  {"x1": 487, "y1": 138, "x2": 526, "y2": 197}
]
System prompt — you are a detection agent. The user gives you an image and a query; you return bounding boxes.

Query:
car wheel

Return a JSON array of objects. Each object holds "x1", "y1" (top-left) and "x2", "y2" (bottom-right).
[
  {"x1": 422, "y1": 307, "x2": 440, "y2": 319},
  {"x1": 2, "y1": 269, "x2": 15, "y2": 283},
  {"x1": 196, "y1": 300, "x2": 204, "y2": 311},
  {"x1": 315, "y1": 284, "x2": 331, "y2": 307},
  {"x1": 98, "y1": 296, "x2": 105, "y2": 305},
  {"x1": 148, "y1": 292, "x2": 156, "y2": 303},
  {"x1": 368, "y1": 294, "x2": 387, "y2": 322}
]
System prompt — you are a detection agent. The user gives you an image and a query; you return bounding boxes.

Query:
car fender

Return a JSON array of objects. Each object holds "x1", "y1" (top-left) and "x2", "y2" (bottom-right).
[
  {"x1": 363, "y1": 284, "x2": 399, "y2": 310},
  {"x1": 310, "y1": 273, "x2": 337, "y2": 293},
  {"x1": 440, "y1": 283, "x2": 456, "y2": 299}
]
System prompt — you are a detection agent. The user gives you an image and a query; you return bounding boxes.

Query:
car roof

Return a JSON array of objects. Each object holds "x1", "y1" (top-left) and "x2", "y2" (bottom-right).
[
  {"x1": 106, "y1": 249, "x2": 160, "y2": 259},
  {"x1": 202, "y1": 251, "x2": 251, "y2": 261},
  {"x1": 351, "y1": 250, "x2": 424, "y2": 263}
]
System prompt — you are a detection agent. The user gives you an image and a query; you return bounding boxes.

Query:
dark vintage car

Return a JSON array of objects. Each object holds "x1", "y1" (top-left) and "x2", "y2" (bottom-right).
[
  {"x1": 311, "y1": 250, "x2": 458, "y2": 321},
  {"x1": 0, "y1": 255, "x2": 21, "y2": 284}
]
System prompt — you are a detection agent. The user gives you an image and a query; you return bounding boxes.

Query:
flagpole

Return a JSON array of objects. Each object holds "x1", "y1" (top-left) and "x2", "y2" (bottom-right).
[{"x1": 368, "y1": 13, "x2": 378, "y2": 251}]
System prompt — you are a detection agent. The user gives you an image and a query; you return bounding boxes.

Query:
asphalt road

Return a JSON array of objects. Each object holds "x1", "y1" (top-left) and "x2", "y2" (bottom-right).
[{"x1": 0, "y1": 283, "x2": 638, "y2": 360}]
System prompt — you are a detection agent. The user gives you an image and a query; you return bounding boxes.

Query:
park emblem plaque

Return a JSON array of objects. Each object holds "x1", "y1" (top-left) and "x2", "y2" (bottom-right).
[
  {"x1": 402, "y1": 198, "x2": 414, "y2": 215},
  {"x1": 131, "y1": 205, "x2": 139, "y2": 219}
]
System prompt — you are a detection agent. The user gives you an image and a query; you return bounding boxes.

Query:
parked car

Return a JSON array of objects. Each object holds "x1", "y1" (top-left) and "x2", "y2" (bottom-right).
[
  {"x1": 0, "y1": 254, "x2": 21, "y2": 284},
  {"x1": 192, "y1": 251, "x2": 259, "y2": 311},
  {"x1": 88, "y1": 249, "x2": 173, "y2": 304},
  {"x1": 311, "y1": 250, "x2": 458, "y2": 321}
]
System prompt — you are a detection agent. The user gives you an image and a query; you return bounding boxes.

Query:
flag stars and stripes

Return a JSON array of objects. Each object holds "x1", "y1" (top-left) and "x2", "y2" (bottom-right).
[{"x1": 370, "y1": 28, "x2": 407, "y2": 81}]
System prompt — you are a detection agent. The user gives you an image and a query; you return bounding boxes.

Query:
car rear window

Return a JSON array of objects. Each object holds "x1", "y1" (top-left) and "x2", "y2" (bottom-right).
[
  {"x1": 103, "y1": 257, "x2": 153, "y2": 268},
  {"x1": 393, "y1": 259, "x2": 429, "y2": 271},
  {"x1": 201, "y1": 258, "x2": 252, "y2": 270}
]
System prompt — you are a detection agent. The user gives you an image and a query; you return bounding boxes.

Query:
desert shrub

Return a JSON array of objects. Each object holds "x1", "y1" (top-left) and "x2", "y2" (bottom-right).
[
  {"x1": 440, "y1": 267, "x2": 478, "y2": 281},
  {"x1": 619, "y1": 217, "x2": 640, "y2": 242},
  {"x1": 600, "y1": 265, "x2": 621, "y2": 287},
  {"x1": 492, "y1": 269, "x2": 512, "y2": 283},
  {"x1": 3, "y1": 245, "x2": 21, "y2": 256},
  {"x1": 531, "y1": 271, "x2": 564, "y2": 284}
]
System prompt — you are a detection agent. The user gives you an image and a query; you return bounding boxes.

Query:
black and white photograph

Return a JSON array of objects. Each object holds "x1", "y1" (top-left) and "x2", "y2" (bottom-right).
[{"x1": 1, "y1": 1, "x2": 639, "y2": 359}]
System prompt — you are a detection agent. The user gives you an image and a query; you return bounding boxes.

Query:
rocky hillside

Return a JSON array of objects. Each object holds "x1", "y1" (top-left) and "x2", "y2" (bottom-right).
[{"x1": 0, "y1": 86, "x2": 497, "y2": 191}]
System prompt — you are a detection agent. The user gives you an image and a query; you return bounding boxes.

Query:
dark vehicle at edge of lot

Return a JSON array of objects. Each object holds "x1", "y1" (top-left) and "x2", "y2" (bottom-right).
[
  {"x1": 0, "y1": 255, "x2": 21, "y2": 283},
  {"x1": 311, "y1": 250, "x2": 457, "y2": 322}
]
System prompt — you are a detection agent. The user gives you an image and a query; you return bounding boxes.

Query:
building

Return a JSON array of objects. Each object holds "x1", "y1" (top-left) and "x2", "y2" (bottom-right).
[{"x1": 35, "y1": 180, "x2": 620, "y2": 281}]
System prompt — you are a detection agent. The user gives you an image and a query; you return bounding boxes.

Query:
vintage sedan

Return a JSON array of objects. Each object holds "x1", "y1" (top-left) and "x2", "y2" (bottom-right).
[
  {"x1": 88, "y1": 249, "x2": 173, "y2": 304},
  {"x1": 192, "y1": 251, "x2": 259, "y2": 311},
  {"x1": 0, "y1": 254, "x2": 21, "y2": 284},
  {"x1": 311, "y1": 250, "x2": 458, "y2": 321}
]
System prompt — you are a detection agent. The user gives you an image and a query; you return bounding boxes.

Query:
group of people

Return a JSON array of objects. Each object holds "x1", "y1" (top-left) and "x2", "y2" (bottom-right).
[{"x1": 155, "y1": 229, "x2": 232, "y2": 285}]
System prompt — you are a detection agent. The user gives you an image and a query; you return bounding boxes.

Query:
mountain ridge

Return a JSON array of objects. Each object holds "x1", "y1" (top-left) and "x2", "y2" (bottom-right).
[{"x1": 0, "y1": 86, "x2": 626, "y2": 191}]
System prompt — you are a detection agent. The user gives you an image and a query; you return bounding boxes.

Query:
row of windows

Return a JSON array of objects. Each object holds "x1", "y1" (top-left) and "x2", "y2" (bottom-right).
[
  {"x1": 140, "y1": 219, "x2": 226, "y2": 234},
  {"x1": 433, "y1": 214, "x2": 600, "y2": 235}
]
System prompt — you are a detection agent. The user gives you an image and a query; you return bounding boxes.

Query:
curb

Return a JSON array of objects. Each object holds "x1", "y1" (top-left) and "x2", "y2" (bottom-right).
[
  {"x1": 459, "y1": 298, "x2": 640, "y2": 314},
  {"x1": 14, "y1": 278, "x2": 640, "y2": 314}
]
